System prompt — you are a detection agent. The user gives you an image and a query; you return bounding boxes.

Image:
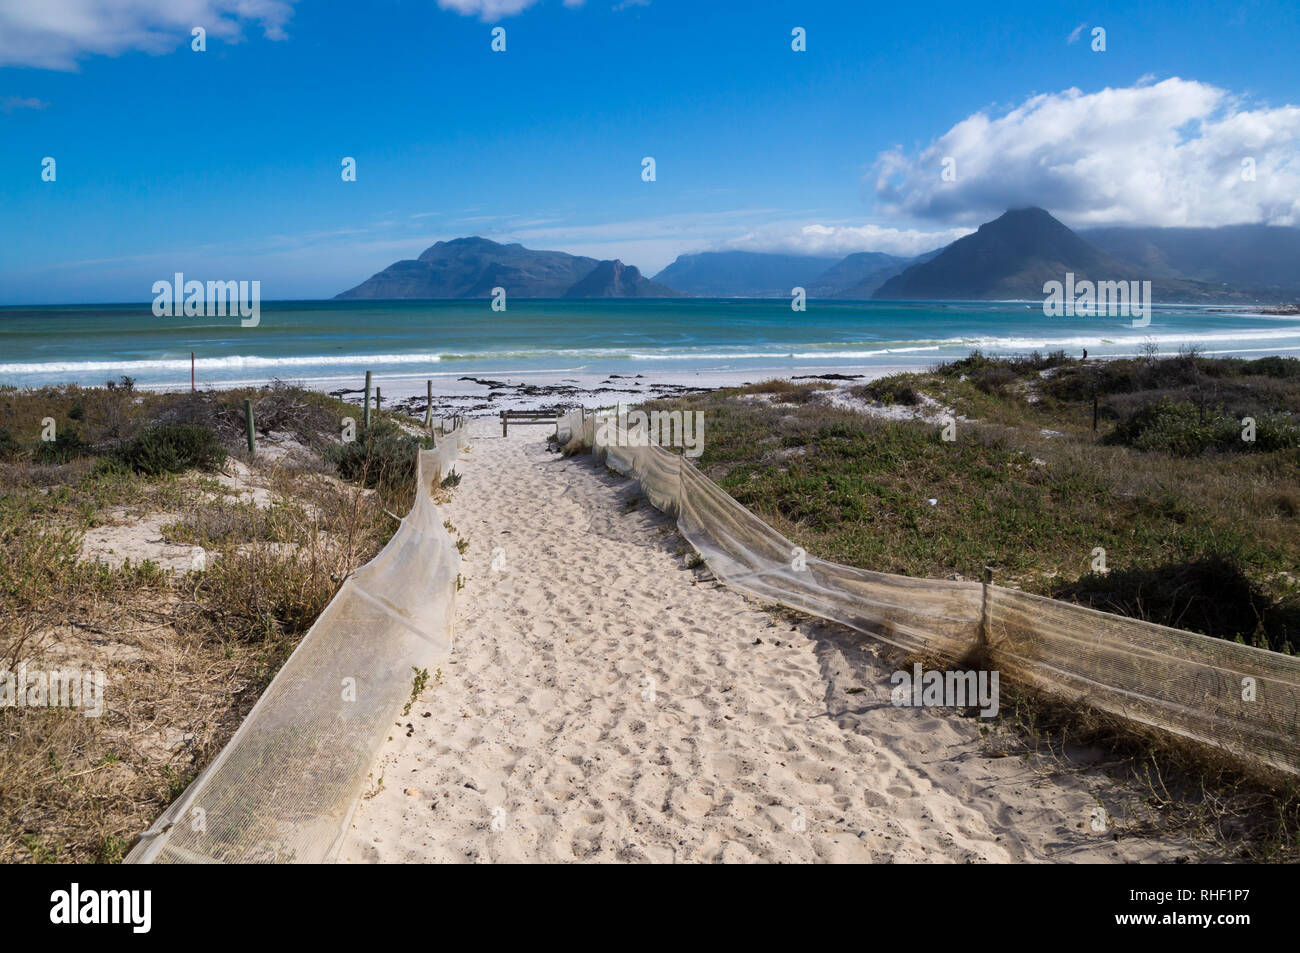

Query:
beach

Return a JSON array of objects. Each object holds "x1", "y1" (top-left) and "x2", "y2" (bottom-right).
[{"x1": 339, "y1": 419, "x2": 1192, "y2": 863}]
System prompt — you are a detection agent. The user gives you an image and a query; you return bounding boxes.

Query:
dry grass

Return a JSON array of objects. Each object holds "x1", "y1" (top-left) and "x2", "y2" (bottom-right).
[
  {"x1": 734, "y1": 379, "x2": 835, "y2": 403},
  {"x1": 0, "y1": 383, "x2": 437, "y2": 863},
  {"x1": 987, "y1": 680, "x2": 1300, "y2": 861}
]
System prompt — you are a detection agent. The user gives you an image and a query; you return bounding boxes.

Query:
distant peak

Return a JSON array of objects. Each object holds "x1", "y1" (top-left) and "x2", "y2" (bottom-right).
[
  {"x1": 440, "y1": 236, "x2": 501, "y2": 247},
  {"x1": 990, "y1": 206, "x2": 1055, "y2": 222},
  {"x1": 977, "y1": 206, "x2": 1069, "y2": 234}
]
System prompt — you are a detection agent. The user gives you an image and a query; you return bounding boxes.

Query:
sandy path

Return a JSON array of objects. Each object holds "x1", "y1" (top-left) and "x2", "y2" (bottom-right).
[{"x1": 340, "y1": 421, "x2": 1189, "y2": 864}]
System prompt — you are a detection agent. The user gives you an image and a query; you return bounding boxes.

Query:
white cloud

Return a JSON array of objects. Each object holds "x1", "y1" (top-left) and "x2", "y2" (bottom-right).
[
  {"x1": 1, "y1": 95, "x2": 49, "y2": 111},
  {"x1": 714, "y1": 223, "x2": 972, "y2": 258},
  {"x1": 0, "y1": 0, "x2": 296, "y2": 70},
  {"x1": 435, "y1": 0, "x2": 543, "y2": 19},
  {"x1": 434, "y1": 0, "x2": 585, "y2": 20},
  {"x1": 872, "y1": 77, "x2": 1300, "y2": 228}
]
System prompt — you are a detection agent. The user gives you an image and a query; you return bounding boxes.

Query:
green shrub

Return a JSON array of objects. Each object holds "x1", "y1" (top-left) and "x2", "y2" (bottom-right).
[
  {"x1": 1053, "y1": 555, "x2": 1299, "y2": 654},
  {"x1": 33, "y1": 429, "x2": 89, "y2": 465},
  {"x1": 1105, "y1": 398, "x2": 1300, "y2": 456},
  {"x1": 934, "y1": 350, "x2": 1075, "y2": 393},
  {"x1": 971, "y1": 363, "x2": 1019, "y2": 397},
  {"x1": 112, "y1": 423, "x2": 226, "y2": 475},
  {"x1": 853, "y1": 374, "x2": 921, "y2": 406},
  {"x1": 323, "y1": 419, "x2": 428, "y2": 492},
  {"x1": 1242, "y1": 356, "x2": 1300, "y2": 380}
]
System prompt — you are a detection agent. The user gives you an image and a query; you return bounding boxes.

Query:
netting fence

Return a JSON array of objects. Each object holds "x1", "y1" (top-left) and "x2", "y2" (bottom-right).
[
  {"x1": 559, "y1": 409, "x2": 1300, "y2": 776},
  {"x1": 127, "y1": 425, "x2": 466, "y2": 863}
]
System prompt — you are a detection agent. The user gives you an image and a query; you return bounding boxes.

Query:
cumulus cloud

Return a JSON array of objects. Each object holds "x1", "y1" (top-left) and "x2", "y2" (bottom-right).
[
  {"x1": 872, "y1": 78, "x2": 1300, "y2": 228},
  {"x1": 716, "y1": 223, "x2": 972, "y2": 258},
  {"x1": 0, "y1": 0, "x2": 296, "y2": 70}
]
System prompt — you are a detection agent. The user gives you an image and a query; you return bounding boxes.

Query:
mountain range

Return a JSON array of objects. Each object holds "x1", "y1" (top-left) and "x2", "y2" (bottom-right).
[
  {"x1": 874, "y1": 209, "x2": 1300, "y2": 303},
  {"x1": 337, "y1": 237, "x2": 679, "y2": 299},
  {"x1": 337, "y1": 211, "x2": 1300, "y2": 303}
]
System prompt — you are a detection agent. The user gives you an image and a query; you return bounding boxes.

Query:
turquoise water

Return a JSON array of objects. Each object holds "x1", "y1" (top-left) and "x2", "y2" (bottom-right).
[{"x1": 1, "y1": 299, "x2": 1298, "y2": 390}]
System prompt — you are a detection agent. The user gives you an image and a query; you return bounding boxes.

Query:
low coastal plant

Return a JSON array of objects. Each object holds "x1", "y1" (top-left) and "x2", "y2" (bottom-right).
[
  {"x1": 1104, "y1": 398, "x2": 1299, "y2": 456},
  {"x1": 403, "y1": 667, "x2": 430, "y2": 716},
  {"x1": 850, "y1": 374, "x2": 922, "y2": 406},
  {"x1": 323, "y1": 418, "x2": 429, "y2": 496},
  {"x1": 106, "y1": 422, "x2": 226, "y2": 475},
  {"x1": 33, "y1": 429, "x2": 90, "y2": 465}
]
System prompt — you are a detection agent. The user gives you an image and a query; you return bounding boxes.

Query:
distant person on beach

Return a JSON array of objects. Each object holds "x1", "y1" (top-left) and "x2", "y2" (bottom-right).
[{"x1": 1082, "y1": 348, "x2": 1088, "y2": 360}]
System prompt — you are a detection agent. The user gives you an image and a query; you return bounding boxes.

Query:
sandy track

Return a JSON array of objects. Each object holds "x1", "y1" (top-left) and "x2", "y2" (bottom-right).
[{"x1": 340, "y1": 421, "x2": 1188, "y2": 864}]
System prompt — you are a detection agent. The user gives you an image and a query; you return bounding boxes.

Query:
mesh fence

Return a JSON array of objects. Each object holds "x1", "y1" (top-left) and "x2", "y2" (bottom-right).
[
  {"x1": 986, "y1": 587, "x2": 1300, "y2": 775},
  {"x1": 127, "y1": 426, "x2": 466, "y2": 863},
  {"x1": 563, "y1": 409, "x2": 1300, "y2": 775}
]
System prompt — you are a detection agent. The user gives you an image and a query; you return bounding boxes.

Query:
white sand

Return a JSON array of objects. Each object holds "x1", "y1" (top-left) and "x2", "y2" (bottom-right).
[
  {"x1": 145, "y1": 366, "x2": 914, "y2": 415},
  {"x1": 340, "y1": 420, "x2": 1192, "y2": 864}
]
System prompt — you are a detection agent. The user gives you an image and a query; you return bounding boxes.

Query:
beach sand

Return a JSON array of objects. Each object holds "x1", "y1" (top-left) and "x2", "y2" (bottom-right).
[
  {"x1": 340, "y1": 420, "x2": 1192, "y2": 864},
  {"x1": 237, "y1": 365, "x2": 912, "y2": 417}
]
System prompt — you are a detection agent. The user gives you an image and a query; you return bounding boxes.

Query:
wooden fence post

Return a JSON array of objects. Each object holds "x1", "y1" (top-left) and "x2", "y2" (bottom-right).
[
  {"x1": 244, "y1": 399, "x2": 256, "y2": 455},
  {"x1": 363, "y1": 371, "x2": 372, "y2": 430},
  {"x1": 425, "y1": 380, "x2": 433, "y2": 430},
  {"x1": 978, "y1": 565, "x2": 994, "y2": 657}
]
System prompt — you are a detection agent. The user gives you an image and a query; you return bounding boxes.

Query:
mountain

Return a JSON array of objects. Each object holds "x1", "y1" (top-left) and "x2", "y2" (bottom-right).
[
  {"x1": 806, "y1": 251, "x2": 909, "y2": 297},
  {"x1": 336, "y1": 237, "x2": 678, "y2": 298},
  {"x1": 814, "y1": 249, "x2": 950, "y2": 298},
  {"x1": 652, "y1": 248, "x2": 948, "y2": 298},
  {"x1": 872, "y1": 208, "x2": 1204, "y2": 301},
  {"x1": 1081, "y1": 224, "x2": 1300, "y2": 298},
  {"x1": 563, "y1": 260, "x2": 679, "y2": 297},
  {"x1": 652, "y1": 251, "x2": 840, "y2": 297}
]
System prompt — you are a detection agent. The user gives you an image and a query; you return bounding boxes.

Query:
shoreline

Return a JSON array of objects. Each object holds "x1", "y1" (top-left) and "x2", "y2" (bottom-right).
[
  {"x1": 132, "y1": 366, "x2": 916, "y2": 417},
  {"x1": 106, "y1": 340, "x2": 1300, "y2": 416}
]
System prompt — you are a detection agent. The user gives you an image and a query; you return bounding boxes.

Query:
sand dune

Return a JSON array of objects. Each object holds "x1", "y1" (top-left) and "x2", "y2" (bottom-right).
[{"x1": 340, "y1": 421, "x2": 1191, "y2": 864}]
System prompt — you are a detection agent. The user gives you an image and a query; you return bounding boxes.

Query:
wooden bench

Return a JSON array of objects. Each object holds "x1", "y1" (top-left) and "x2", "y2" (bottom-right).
[{"x1": 500, "y1": 409, "x2": 560, "y2": 437}]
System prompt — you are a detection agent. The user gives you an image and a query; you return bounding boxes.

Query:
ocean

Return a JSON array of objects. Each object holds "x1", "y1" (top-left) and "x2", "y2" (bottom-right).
[{"x1": 2, "y1": 299, "x2": 1297, "y2": 395}]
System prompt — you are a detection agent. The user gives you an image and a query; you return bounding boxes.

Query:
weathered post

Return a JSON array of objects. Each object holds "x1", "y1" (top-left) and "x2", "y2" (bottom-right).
[
  {"x1": 425, "y1": 380, "x2": 433, "y2": 430},
  {"x1": 244, "y1": 399, "x2": 256, "y2": 455},
  {"x1": 376, "y1": 386, "x2": 382, "y2": 413},
  {"x1": 978, "y1": 565, "x2": 994, "y2": 658},
  {"x1": 363, "y1": 371, "x2": 372, "y2": 430}
]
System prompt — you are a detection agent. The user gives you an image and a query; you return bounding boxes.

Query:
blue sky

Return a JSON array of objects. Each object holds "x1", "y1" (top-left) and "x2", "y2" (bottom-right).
[{"x1": 1, "y1": 0, "x2": 1297, "y2": 303}]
